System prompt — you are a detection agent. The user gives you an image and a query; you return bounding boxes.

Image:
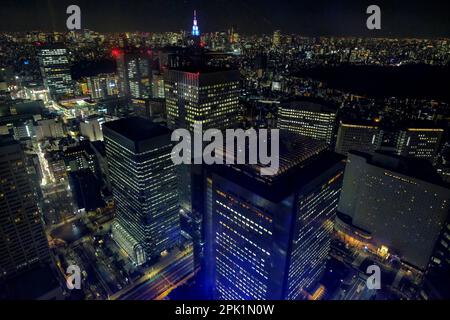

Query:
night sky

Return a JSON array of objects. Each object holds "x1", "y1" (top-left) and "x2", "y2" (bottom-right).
[{"x1": 0, "y1": 0, "x2": 449, "y2": 37}]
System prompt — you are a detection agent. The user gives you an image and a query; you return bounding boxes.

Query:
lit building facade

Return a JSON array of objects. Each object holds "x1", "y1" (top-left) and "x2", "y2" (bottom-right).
[
  {"x1": 0, "y1": 136, "x2": 51, "y2": 280},
  {"x1": 103, "y1": 117, "x2": 179, "y2": 265},
  {"x1": 38, "y1": 47, "x2": 73, "y2": 100},
  {"x1": 336, "y1": 151, "x2": 450, "y2": 271},
  {"x1": 205, "y1": 136, "x2": 345, "y2": 299},
  {"x1": 396, "y1": 127, "x2": 443, "y2": 163},
  {"x1": 86, "y1": 73, "x2": 118, "y2": 99},
  {"x1": 115, "y1": 50, "x2": 151, "y2": 99},
  {"x1": 278, "y1": 100, "x2": 337, "y2": 145},
  {"x1": 80, "y1": 115, "x2": 105, "y2": 142},
  {"x1": 335, "y1": 121, "x2": 380, "y2": 156},
  {"x1": 164, "y1": 67, "x2": 240, "y2": 132}
]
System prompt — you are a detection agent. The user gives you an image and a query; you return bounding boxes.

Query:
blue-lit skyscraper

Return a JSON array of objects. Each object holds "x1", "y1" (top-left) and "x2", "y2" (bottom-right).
[
  {"x1": 103, "y1": 117, "x2": 180, "y2": 265},
  {"x1": 205, "y1": 134, "x2": 346, "y2": 299}
]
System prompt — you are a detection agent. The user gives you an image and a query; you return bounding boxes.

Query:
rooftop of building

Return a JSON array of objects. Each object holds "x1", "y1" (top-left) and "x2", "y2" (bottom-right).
[
  {"x1": 0, "y1": 134, "x2": 17, "y2": 147},
  {"x1": 280, "y1": 98, "x2": 337, "y2": 114},
  {"x1": 349, "y1": 150, "x2": 448, "y2": 187},
  {"x1": 102, "y1": 116, "x2": 171, "y2": 142},
  {"x1": 339, "y1": 118, "x2": 380, "y2": 128},
  {"x1": 0, "y1": 265, "x2": 61, "y2": 300},
  {"x1": 168, "y1": 65, "x2": 238, "y2": 74},
  {"x1": 210, "y1": 132, "x2": 345, "y2": 202}
]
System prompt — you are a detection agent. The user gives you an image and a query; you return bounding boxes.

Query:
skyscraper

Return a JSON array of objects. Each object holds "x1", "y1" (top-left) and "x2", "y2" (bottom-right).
[
  {"x1": 335, "y1": 120, "x2": 380, "y2": 156},
  {"x1": 38, "y1": 46, "x2": 73, "y2": 100},
  {"x1": 0, "y1": 136, "x2": 51, "y2": 279},
  {"x1": 115, "y1": 49, "x2": 151, "y2": 99},
  {"x1": 336, "y1": 151, "x2": 450, "y2": 271},
  {"x1": 278, "y1": 100, "x2": 337, "y2": 145},
  {"x1": 205, "y1": 133, "x2": 345, "y2": 299},
  {"x1": 103, "y1": 117, "x2": 180, "y2": 265},
  {"x1": 164, "y1": 66, "x2": 240, "y2": 132},
  {"x1": 86, "y1": 73, "x2": 119, "y2": 99},
  {"x1": 396, "y1": 125, "x2": 443, "y2": 163}
]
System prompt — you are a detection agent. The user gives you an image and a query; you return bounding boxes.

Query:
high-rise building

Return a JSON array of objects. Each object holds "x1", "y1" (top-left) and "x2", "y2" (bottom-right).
[
  {"x1": 336, "y1": 151, "x2": 450, "y2": 271},
  {"x1": 164, "y1": 65, "x2": 240, "y2": 210},
  {"x1": 132, "y1": 98, "x2": 165, "y2": 121},
  {"x1": 103, "y1": 117, "x2": 179, "y2": 265},
  {"x1": 79, "y1": 115, "x2": 105, "y2": 142},
  {"x1": 278, "y1": 100, "x2": 337, "y2": 145},
  {"x1": 272, "y1": 30, "x2": 281, "y2": 47},
  {"x1": 164, "y1": 66, "x2": 240, "y2": 132},
  {"x1": 86, "y1": 73, "x2": 118, "y2": 99},
  {"x1": 205, "y1": 133, "x2": 345, "y2": 299},
  {"x1": 335, "y1": 120, "x2": 380, "y2": 156},
  {"x1": 0, "y1": 136, "x2": 51, "y2": 280},
  {"x1": 38, "y1": 46, "x2": 73, "y2": 100},
  {"x1": 396, "y1": 126, "x2": 443, "y2": 163},
  {"x1": 115, "y1": 49, "x2": 151, "y2": 99}
]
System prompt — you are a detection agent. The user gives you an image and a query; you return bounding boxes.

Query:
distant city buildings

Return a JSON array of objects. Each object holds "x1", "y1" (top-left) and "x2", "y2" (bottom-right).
[
  {"x1": 335, "y1": 120, "x2": 443, "y2": 163},
  {"x1": 103, "y1": 117, "x2": 180, "y2": 265}
]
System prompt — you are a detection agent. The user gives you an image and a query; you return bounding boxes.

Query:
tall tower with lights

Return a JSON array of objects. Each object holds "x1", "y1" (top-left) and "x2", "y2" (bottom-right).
[{"x1": 192, "y1": 10, "x2": 200, "y2": 37}]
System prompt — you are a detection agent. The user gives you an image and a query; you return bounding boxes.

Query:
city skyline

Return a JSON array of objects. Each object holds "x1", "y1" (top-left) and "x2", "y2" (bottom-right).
[
  {"x1": 1, "y1": 0, "x2": 450, "y2": 306},
  {"x1": 0, "y1": 0, "x2": 449, "y2": 38}
]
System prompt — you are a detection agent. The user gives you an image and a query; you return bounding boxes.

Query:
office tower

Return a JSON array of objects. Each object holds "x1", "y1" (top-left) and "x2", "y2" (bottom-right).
[
  {"x1": 0, "y1": 136, "x2": 51, "y2": 280},
  {"x1": 205, "y1": 133, "x2": 345, "y2": 300},
  {"x1": 164, "y1": 66, "x2": 240, "y2": 268},
  {"x1": 272, "y1": 30, "x2": 281, "y2": 47},
  {"x1": 132, "y1": 98, "x2": 165, "y2": 120},
  {"x1": 63, "y1": 142, "x2": 99, "y2": 175},
  {"x1": 68, "y1": 169, "x2": 104, "y2": 212},
  {"x1": 151, "y1": 72, "x2": 165, "y2": 99},
  {"x1": 115, "y1": 49, "x2": 151, "y2": 99},
  {"x1": 12, "y1": 119, "x2": 36, "y2": 140},
  {"x1": 278, "y1": 100, "x2": 337, "y2": 145},
  {"x1": 90, "y1": 141, "x2": 111, "y2": 191},
  {"x1": 164, "y1": 66, "x2": 240, "y2": 208},
  {"x1": 86, "y1": 73, "x2": 118, "y2": 99},
  {"x1": 336, "y1": 151, "x2": 450, "y2": 271},
  {"x1": 335, "y1": 120, "x2": 380, "y2": 156},
  {"x1": 79, "y1": 115, "x2": 105, "y2": 142},
  {"x1": 164, "y1": 66, "x2": 240, "y2": 131},
  {"x1": 396, "y1": 126, "x2": 443, "y2": 163},
  {"x1": 103, "y1": 117, "x2": 179, "y2": 265},
  {"x1": 421, "y1": 216, "x2": 450, "y2": 299},
  {"x1": 37, "y1": 46, "x2": 73, "y2": 100}
]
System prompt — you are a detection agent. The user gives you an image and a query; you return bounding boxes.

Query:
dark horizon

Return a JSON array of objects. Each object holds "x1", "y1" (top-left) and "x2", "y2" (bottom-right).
[{"x1": 0, "y1": 0, "x2": 450, "y2": 38}]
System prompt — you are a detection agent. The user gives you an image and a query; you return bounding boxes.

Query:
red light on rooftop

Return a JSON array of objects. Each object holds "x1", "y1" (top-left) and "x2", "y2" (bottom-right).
[{"x1": 112, "y1": 49, "x2": 122, "y2": 58}]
